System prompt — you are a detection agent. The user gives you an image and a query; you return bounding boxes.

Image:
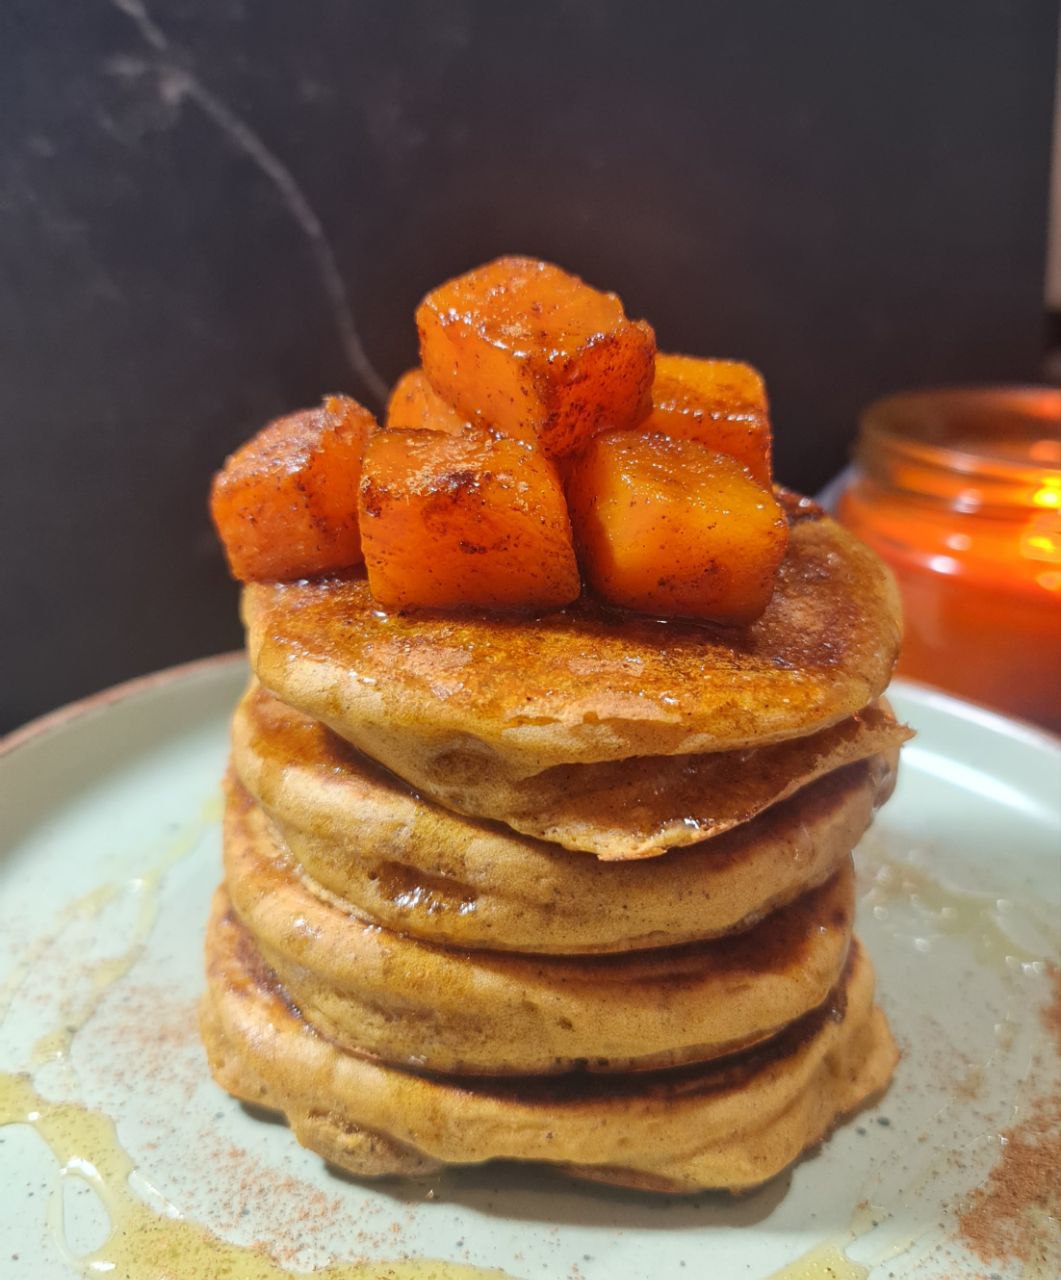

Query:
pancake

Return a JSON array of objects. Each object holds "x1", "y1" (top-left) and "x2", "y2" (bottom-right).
[
  {"x1": 233, "y1": 681, "x2": 907, "y2": 861},
  {"x1": 243, "y1": 513, "x2": 902, "y2": 781},
  {"x1": 488, "y1": 706, "x2": 907, "y2": 857},
  {"x1": 231, "y1": 695, "x2": 893, "y2": 954},
  {"x1": 222, "y1": 787, "x2": 856, "y2": 1074},
  {"x1": 201, "y1": 896, "x2": 898, "y2": 1193}
]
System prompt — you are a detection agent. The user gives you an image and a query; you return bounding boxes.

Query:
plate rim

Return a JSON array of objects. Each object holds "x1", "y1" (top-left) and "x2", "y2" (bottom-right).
[
  {"x1": 0, "y1": 651, "x2": 245, "y2": 760},
  {"x1": 888, "y1": 675, "x2": 1061, "y2": 755}
]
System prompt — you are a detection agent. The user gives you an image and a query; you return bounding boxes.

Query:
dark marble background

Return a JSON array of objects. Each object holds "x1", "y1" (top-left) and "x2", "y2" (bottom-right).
[{"x1": 2, "y1": 0, "x2": 1056, "y2": 729}]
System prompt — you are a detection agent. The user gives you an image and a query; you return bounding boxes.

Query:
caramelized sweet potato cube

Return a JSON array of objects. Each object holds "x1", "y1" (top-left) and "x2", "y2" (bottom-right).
[
  {"x1": 567, "y1": 431, "x2": 789, "y2": 624},
  {"x1": 386, "y1": 369, "x2": 469, "y2": 435},
  {"x1": 210, "y1": 395, "x2": 374, "y2": 582},
  {"x1": 359, "y1": 426, "x2": 580, "y2": 610},
  {"x1": 642, "y1": 354, "x2": 772, "y2": 485},
  {"x1": 416, "y1": 256, "x2": 655, "y2": 458}
]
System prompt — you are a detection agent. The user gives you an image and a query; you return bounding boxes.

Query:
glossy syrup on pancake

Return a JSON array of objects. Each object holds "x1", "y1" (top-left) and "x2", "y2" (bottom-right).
[
  {"x1": 222, "y1": 781, "x2": 857, "y2": 1075},
  {"x1": 496, "y1": 708, "x2": 906, "y2": 856},
  {"x1": 243, "y1": 514, "x2": 903, "y2": 779},
  {"x1": 202, "y1": 896, "x2": 899, "y2": 1193},
  {"x1": 234, "y1": 678, "x2": 908, "y2": 861},
  {"x1": 230, "y1": 690, "x2": 894, "y2": 953}
]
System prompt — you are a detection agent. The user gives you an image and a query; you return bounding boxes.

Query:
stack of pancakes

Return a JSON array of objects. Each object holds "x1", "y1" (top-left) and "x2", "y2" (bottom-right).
[{"x1": 201, "y1": 504, "x2": 909, "y2": 1193}]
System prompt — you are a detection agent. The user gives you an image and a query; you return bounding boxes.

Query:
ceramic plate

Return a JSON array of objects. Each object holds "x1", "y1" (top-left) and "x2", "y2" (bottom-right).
[{"x1": 1, "y1": 659, "x2": 1058, "y2": 1280}]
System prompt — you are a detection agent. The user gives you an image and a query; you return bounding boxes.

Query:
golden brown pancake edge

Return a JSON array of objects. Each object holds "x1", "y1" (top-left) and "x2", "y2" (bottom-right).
[
  {"x1": 228, "y1": 711, "x2": 893, "y2": 953},
  {"x1": 243, "y1": 515, "x2": 902, "y2": 776},
  {"x1": 200, "y1": 893, "x2": 898, "y2": 1193},
  {"x1": 232, "y1": 680, "x2": 909, "y2": 861},
  {"x1": 222, "y1": 790, "x2": 858, "y2": 1075}
]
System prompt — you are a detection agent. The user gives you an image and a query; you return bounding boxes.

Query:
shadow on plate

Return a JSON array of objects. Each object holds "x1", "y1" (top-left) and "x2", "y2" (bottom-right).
[{"x1": 323, "y1": 1155, "x2": 793, "y2": 1231}]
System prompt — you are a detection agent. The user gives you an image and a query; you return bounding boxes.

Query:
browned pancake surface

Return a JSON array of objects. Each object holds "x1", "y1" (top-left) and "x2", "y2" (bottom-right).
[
  {"x1": 230, "y1": 692, "x2": 892, "y2": 952},
  {"x1": 244, "y1": 515, "x2": 902, "y2": 775},
  {"x1": 233, "y1": 681, "x2": 907, "y2": 860},
  {"x1": 222, "y1": 783, "x2": 857, "y2": 1075},
  {"x1": 201, "y1": 895, "x2": 898, "y2": 1192}
]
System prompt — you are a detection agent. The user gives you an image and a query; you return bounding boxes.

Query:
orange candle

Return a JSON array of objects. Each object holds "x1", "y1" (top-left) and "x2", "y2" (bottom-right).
[{"x1": 838, "y1": 387, "x2": 1061, "y2": 731}]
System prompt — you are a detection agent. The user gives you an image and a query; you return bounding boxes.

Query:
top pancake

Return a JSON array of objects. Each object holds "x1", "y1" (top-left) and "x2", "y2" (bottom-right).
[{"x1": 244, "y1": 511, "x2": 901, "y2": 775}]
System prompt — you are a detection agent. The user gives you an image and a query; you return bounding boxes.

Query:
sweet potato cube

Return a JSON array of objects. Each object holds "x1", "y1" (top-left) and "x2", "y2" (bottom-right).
[
  {"x1": 359, "y1": 426, "x2": 580, "y2": 610},
  {"x1": 642, "y1": 354, "x2": 772, "y2": 485},
  {"x1": 567, "y1": 431, "x2": 789, "y2": 624},
  {"x1": 416, "y1": 256, "x2": 655, "y2": 459},
  {"x1": 386, "y1": 369, "x2": 469, "y2": 435},
  {"x1": 210, "y1": 395, "x2": 375, "y2": 582}
]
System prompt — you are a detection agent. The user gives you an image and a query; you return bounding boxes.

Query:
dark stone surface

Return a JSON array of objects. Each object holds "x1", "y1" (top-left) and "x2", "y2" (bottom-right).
[{"x1": 1, "y1": 0, "x2": 1056, "y2": 728}]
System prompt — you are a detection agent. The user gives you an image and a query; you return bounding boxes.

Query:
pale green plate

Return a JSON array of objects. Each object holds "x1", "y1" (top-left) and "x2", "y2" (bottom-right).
[{"x1": 1, "y1": 659, "x2": 1058, "y2": 1279}]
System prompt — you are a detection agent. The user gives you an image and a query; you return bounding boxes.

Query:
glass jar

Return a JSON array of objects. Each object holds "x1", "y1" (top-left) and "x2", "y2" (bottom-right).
[{"x1": 838, "y1": 387, "x2": 1061, "y2": 731}]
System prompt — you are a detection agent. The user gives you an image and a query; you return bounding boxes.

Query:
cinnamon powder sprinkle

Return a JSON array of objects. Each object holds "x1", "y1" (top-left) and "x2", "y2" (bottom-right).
[{"x1": 957, "y1": 1093, "x2": 1060, "y2": 1266}]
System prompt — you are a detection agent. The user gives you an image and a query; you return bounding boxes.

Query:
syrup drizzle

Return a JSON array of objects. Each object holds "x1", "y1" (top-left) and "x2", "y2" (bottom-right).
[
  {"x1": 762, "y1": 838, "x2": 1060, "y2": 1278},
  {"x1": 0, "y1": 1073, "x2": 507, "y2": 1279},
  {"x1": 0, "y1": 792, "x2": 511, "y2": 1279},
  {"x1": 858, "y1": 839, "x2": 1057, "y2": 976},
  {"x1": 764, "y1": 1242, "x2": 868, "y2": 1279},
  {"x1": 2, "y1": 783, "x2": 1056, "y2": 1276}
]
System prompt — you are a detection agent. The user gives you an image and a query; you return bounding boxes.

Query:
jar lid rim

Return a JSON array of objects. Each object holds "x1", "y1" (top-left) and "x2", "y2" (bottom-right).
[{"x1": 860, "y1": 385, "x2": 1061, "y2": 479}]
